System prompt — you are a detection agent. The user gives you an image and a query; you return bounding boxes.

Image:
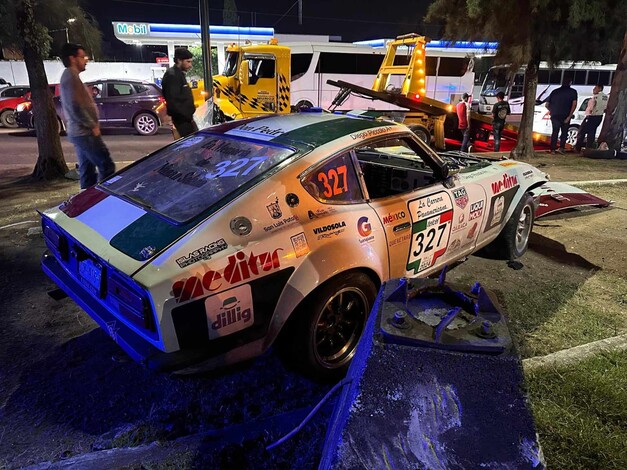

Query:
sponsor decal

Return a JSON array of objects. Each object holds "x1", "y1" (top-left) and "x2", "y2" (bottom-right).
[
  {"x1": 499, "y1": 161, "x2": 519, "y2": 167},
  {"x1": 452, "y1": 187, "x2": 469, "y2": 209},
  {"x1": 452, "y1": 212, "x2": 467, "y2": 233},
  {"x1": 484, "y1": 186, "x2": 519, "y2": 232},
  {"x1": 491, "y1": 173, "x2": 519, "y2": 195},
  {"x1": 231, "y1": 122, "x2": 286, "y2": 139},
  {"x1": 157, "y1": 162, "x2": 207, "y2": 188},
  {"x1": 131, "y1": 182, "x2": 146, "y2": 192},
  {"x1": 291, "y1": 232, "x2": 310, "y2": 258},
  {"x1": 313, "y1": 220, "x2": 346, "y2": 239},
  {"x1": 467, "y1": 222, "x2": 478, "y2": 239},
  {"x1": 176, "y1": 238, "x2": 228, "y2": 268},
  {"x1": 266, "y1": 197, "x2": 282, "y2": 219},
  {"x1": 205, "y1": 284, "x2": 254, "y2": 340},
  {"x1": 357, "y1": 217, "x2": 375, "y2": 244},
  {"x1": 307, "y1": 207, "x2": 337, "y2": 220},
  {"x1": 317, "y1": 165, "x2": 349, "y2": 199},
  {"x1": 388, "y1": 233, "x2": 411, "y2": 247},
  {"x1": 393, "y1": 222, "x2": 411, "y2": 233},
  {"x1": 408, "y1": 192, "x2": 452, "y2": 221},
  {"x1": 349, "y1": 126, "x2": 394, "y2": 140},
  {"x1": 469, "y1": 200, "x2": 485, "y2": 220},
  {"x1": 406, "y1": 210, "x2": 453, "y2": 274},
  {"x1": 139, "y1": 246, "x2": 156, "y2": 260},
  {"x1": 263, "y1": 215, "x2": 298, "y2": 233},
  {"x1": 106, "y1": 320, "x2": 119, "y2": 342},
  {"x1": 523, "y1": 169, "x2": 534, "y2": 179},
  {"x1": 285, "y1": 193, "x2": 299, "y2": 207},
  {"x1": 172, "y1": 248, "x2": 283, "y2": 303},
  {"x1": 382, "y1": 210, "x2": 407, "y2": 225},
  {"x1": 448, "y1": 238, "x2": 462, "y2": 254}
]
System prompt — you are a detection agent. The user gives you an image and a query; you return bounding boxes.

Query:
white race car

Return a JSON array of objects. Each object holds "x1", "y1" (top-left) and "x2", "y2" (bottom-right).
[{"x1": 41, "y1": 111, "x2": 548, "y2": 379}]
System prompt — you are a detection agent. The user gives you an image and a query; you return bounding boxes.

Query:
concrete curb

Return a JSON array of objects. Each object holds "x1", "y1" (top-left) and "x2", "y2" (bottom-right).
[
  {"x1": 563, "y1": 178, "x2": 627, "y2": 185},
  {"x1": 523, "y1": 333, "x2": 627, "y2": 371}
]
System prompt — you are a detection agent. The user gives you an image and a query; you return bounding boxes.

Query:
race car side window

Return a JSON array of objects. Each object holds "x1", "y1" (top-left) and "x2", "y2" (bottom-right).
[
  {"x1": 354, "y1": 136, "x2": 437, "y2": 199},
  {"x1": 302, "y1": 151, "x2": 363, "y2": 204}
]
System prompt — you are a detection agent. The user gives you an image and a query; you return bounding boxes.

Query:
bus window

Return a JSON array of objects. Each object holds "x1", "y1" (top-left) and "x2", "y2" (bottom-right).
[
  {"x1": 355, "y1": 54, "x2": 384, "y2": 74},
  {"x1": 291, "y1": 53, "x2": 313, "y2": 81},
  {"x1": 548, "y1": 70, "x2": 562, "y2": 84},
  {"x1": 572, "y1": 70, "x2": 587, "y2": 85},
  {"x1": 437, "y1": 57, "x2": 470, "y2": 77},
  {"x1": 316, "y1": 52, "x2": 356, "y2": 74},
  {"x1": 510, "y1": 73, "x2": 524, "y2": 99},
  {"x1": 425, "y1": 57, "x2": 437, "y2": 76},
  {"x1": 586, "y1": 71, "x2": 599, "y2": 85},
  {"x1": 598, "y1": 71, "x2": 611, "y2": 86}
]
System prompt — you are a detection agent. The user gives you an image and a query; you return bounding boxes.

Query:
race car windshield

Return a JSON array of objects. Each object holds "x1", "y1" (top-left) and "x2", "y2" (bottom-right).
[{"x1": 101, "y1": 133, "x2": 295, "y2": 223}]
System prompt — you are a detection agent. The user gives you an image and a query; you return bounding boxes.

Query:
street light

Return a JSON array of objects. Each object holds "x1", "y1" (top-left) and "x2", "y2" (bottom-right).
[{"x1": 49, "y1": 18, "x2": 76, "y2": 43}]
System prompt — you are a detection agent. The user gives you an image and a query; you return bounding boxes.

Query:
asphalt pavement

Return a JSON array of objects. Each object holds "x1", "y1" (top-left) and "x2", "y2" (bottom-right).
[{"x1": 0, "y1": 127, "x2": 173, "y2": 173}]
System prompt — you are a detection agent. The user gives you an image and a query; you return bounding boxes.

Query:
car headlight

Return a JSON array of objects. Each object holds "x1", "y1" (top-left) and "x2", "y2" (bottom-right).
[{"x1": 16, "y1": 102, "x2": 31, "y2": 112}]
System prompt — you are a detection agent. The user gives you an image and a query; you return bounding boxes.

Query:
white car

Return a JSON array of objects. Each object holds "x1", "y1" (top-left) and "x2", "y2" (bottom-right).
[
  {"x1": 41, "y1": 112, "x2": 550, "y2": 379},
  {"x1": 533, "y1": 94, "x2": 606, "y2": 146}
]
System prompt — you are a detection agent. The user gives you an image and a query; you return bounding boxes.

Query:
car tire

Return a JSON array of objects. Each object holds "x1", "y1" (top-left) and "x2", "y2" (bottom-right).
[
  {"x1": 0, "y1": 109, "x2": 17, "y2": 128},
  {"x1": 489, "y1": 192, "x2": 535, "y2": 260},
  {"x1": 409, "y1": 125, "x2": 430, "y2": 144},
  {"x1": 583, "y1": 148, "x2": 616, "y2": 160},
  {"x1": 134, "y1": 112, "x2": 159, "y2": 136},
  {"x1": 294, "y1": 100, "x2": 314, "y2": 111},
  {"x1": 279, "y1": 271, "x2": 377, "y2": 381},
  {"x1": 565, "y1": 125, "x2": 579, "y2": 147}
]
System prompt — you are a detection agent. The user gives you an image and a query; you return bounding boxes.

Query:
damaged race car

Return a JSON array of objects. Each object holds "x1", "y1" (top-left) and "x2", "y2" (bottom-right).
[{"x1": 41, "y1": 112, "x2": 550, "y2": 379}]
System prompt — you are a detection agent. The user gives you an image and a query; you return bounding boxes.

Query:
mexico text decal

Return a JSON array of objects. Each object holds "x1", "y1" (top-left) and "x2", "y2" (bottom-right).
[{"x1": 173, "y1": 248, "x2": 283, "y2": 303}]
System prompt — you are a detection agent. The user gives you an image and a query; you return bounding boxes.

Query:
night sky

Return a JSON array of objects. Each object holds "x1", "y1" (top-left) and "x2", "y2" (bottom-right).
[{"x1": 85, "y1": 0, "x2": 435, "y2": 60}]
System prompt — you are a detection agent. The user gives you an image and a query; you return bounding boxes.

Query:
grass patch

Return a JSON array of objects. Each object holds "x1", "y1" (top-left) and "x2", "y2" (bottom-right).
[
  {"x1": 511, "y1": 271, "x2": 627, "y2": 357},
  {"x1": 525, "y1": 350, "x2": 627, "y2": 469}
]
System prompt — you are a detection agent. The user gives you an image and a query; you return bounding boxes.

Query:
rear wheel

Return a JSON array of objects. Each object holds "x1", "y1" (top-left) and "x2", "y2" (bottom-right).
[
  {"x1": 0, "y1": 109, "x2": 17, "y2": 128},
  {"x1": 409, "y1": 125, "x2": 430, "y2": 144},
  {"x1": 565, "y1": 125, "x2": 579, "y2": 147},
  {"x1": 488, "y1": 192, "x2": 535, "y2": 259},
  {"x1": 280, "y1": 271, "x2": 377, "y2": 381},
  {"x1": 134, "y1": 112, "x2": 158, "y2": 136}
]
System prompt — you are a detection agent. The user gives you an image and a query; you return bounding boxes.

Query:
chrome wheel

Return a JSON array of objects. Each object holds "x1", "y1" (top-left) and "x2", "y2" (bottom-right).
[
  {"x1": 515, "y1": 204, "x2": 533, "y2": 254},
  {"x1": 566, "y1": 126, "x2": 579, "y2": 147},
  {"x1": 135, "y1": 113, "x2": 157, "y2": 135},
  {"x1": 313, "y1": 287, "x2": 369, "y2": 368}
]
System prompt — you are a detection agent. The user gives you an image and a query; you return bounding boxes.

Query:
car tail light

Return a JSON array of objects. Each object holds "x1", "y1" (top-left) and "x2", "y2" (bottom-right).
[
  {"x1": 16, "y1": 101, "x2": 32, "y2": 112},
  {"x1": 107, "y1": 272, "x2": 155, "y2": 332},
  {"x1": 542, "y1": 112, "x2": 551, "y2": 120},
  {"x1": 158, "y1": 96, "x2": 166, "y2": 105},
  {"x1": 42, "y1": 218, "x2": 68, "y2": 260}
]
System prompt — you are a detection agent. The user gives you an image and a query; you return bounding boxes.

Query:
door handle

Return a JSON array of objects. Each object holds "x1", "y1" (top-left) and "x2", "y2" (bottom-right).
[{"x1": 393, "y1": 222, "x2": 411, "y2": 233}]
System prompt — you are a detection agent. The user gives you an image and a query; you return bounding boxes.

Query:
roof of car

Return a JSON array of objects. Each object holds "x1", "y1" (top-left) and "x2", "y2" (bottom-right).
[{"x1": 86, "y1": 79, "x2": 155, "y2": 85}]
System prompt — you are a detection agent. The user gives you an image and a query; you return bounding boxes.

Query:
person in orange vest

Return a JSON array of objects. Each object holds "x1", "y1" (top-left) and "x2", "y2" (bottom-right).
[{"x1": 457, "y1": 93, "x2": 471, "y2": 152}]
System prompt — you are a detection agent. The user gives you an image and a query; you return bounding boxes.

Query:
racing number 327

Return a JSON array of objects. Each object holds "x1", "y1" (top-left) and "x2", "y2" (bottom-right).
[
  {"x1": 413, "y1": 224, "x2": 447, "y2": 257},
  {"x1": 318, "y1": 165, "x2": 348, "y2": 198}
]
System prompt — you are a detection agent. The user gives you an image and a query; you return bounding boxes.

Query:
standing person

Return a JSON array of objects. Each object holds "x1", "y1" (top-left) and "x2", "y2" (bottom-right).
[
  {"x1": 575, "y1": 84, "x2": 608, "y2": 153},
  {"x1": 457, "y1": 92, "x2": 471, "y2": 152},
  {"x1": 491, "y1": 91, "x2": 510, "y2": 152},
  {"x1": 60, "y1": 43, "x2": 115, "y2": 189},
  {"x1": 161, "y1": 48, "x2": 197, "y2": 138},
  {"x1": 544, "y1": 75, "x2": 578, "y2": 154}
]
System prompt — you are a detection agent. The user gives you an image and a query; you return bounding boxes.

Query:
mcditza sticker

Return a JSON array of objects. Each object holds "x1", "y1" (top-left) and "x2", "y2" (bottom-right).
[{"x1": 205, "y1": 284, "x2": 254, "y2": 340}]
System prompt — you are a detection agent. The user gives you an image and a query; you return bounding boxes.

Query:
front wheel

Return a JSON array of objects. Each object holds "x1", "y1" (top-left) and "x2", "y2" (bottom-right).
[
  {"x1": 409, "y1": 125, "x2": 430, "y2": 144},
  {"x1": 0, "y1": 109, "x2": 17, "y2": 128},
  {"x1": 565, "y1": 125, "x2": 579, "y2": 147},
  {"x1": 488, "y1": 192, "x2": 535, "y2": 259},
  {"x1": 134, "y1": 112, "x2": 159, "y2": 136},
  {"x1": 279, "y1": 271, "x2": 377, "y2": 381}
]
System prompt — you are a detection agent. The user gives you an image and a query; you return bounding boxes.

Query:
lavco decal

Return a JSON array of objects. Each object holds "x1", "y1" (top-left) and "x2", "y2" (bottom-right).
[
  {"x1": 205, "y1": 284, "x2": 254, "y2": 340},
  {"x1": 313, "y1": 221, "x2": 346, "y2": 235},
  {"x1": 176, "y1": 239, "x2": 228, "y2": 268},
  {"x1": 382, "y1": 210, "x2": 406, "y2": 225},
  {"x1": 172, "y1": 248, "x2": 283, "y2": 303},
  {"x1": 115, "y1": 23, "x2": 149, "y2": 36}
]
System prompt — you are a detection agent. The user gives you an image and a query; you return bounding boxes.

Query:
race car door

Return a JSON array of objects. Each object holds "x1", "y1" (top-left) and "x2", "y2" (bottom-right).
[{"x1": 355, "y1": 134, "x2": 486, "y2": 279}]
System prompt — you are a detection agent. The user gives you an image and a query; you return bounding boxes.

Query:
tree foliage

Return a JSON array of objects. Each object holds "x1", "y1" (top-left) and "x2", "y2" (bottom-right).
[
  {"x1": 188, "y1": 46, "x2": 219, "y2": 80},
  {"x1": 426, "y1": 0, "x2": 627, "y2": 157}
]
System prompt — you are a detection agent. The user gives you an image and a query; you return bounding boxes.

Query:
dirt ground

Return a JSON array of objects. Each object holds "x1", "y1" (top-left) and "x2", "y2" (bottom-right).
[{"x1": 0, "y1": 153, "x2": 625, "y2": 468}]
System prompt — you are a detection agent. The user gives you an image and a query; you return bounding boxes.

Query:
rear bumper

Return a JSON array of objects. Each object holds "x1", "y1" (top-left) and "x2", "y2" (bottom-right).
[{"x1": 41, "y1": 251, "x2": 207, "y2": 371}]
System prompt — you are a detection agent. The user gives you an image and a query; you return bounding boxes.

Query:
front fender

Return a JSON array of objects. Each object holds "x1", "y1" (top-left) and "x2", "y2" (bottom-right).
[{"x1": 262, "y1": 238, "x2": 387, "y2": 349}]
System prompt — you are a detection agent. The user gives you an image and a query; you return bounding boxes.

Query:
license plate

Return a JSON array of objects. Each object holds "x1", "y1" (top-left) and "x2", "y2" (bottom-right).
[{"x1": 79, "y1": 258, "x2": 103, "y2": 296}]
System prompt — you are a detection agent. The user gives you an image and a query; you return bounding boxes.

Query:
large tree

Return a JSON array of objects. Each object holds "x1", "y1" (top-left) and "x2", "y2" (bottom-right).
[
  {"x1": 0, "y1": 0, "x2": 103, "y2": 181},
  {"x1": 426, "y1": 0, "x2": 627, "y2": 159}
]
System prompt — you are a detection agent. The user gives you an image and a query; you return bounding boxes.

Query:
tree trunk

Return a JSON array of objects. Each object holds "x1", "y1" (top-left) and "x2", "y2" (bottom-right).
[
  {"x1": 510, "y1": 60, "x2": 538, "y2": 161},
  {"x1": 16, "y1": 0, "x2": 68, "y2": 180},
  {"x1": 598, "y1": 31, "x2": 627, "y2": 151}
]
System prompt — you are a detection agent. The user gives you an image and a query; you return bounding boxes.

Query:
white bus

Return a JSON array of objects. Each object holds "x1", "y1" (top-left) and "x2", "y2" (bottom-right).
[
  {"x1": 478, "y1": 62, "x2": 616, "y2": 114},
  {"x1": 283, "y1": 41, "x2": 479, "y2": 111}
]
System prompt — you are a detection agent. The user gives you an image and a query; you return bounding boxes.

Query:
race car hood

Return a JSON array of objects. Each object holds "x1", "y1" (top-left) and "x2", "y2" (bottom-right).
[
  {"x1": 530, "y1": 182, "x2": 612, "y2": 218},
  {"x1": 41, "y1": 186, "x2": 191, "y2": 276}
]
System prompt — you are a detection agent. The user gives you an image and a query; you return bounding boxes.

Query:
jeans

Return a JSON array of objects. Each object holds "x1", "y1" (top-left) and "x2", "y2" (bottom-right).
[
  {"x1": 460, "y1": 127, "x2": 471, "y2": 152},
  {"x1": 550, "y1": 116, "x2": 570, "y2": 151},
  {"x1": 173, "y1": 119, "x2": 198, "y2": 138},
  {"x1": 575, "y1": 115, "x2": 602, "y2": 151},
  {"x1": 69, "y1": 134, "x2": 116, "y2": 189},
  {"x1": 493, "y1": 122, "x2": 504, "y2": 152}
]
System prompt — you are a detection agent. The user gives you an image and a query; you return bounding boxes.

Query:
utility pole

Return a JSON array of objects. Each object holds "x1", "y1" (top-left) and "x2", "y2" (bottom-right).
[
  {"x1": 199, "y1": 0, "x2": 213, "y2": 100},
  {"x1": 298, "y1": 0, "x2": 302, "y2": 25}
]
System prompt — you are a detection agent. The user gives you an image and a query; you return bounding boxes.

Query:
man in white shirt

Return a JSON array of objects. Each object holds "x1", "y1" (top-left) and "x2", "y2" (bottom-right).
[{"x1": 575, "y1": 84, "x2": 608, "y2": 153}]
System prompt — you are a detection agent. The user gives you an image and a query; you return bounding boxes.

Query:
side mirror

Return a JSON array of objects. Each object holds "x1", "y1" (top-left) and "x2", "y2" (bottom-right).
[
  {"x1": 442, "y1": 165, "x2": 460, "y2": 188},
  {"x1": 240, "y1": 60, "x2": 250, "y2": 86}
]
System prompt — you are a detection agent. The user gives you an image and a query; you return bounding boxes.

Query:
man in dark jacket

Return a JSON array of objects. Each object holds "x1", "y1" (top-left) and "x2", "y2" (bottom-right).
[
  {"x1": 161, "y1": 48, "x2": 197, "y2": 138},
  {"x1": 544, "y1": 75, "x2": 578, "y2": 154}
]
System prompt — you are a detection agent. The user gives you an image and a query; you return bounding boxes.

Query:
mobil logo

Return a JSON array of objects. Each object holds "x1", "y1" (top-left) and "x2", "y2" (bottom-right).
[
  {"x1": 173, "y1": 248, "x2": 283, "y2": 303},
  {"x1": 357, "y1": 216, "x2": 372, "y2": 237}
]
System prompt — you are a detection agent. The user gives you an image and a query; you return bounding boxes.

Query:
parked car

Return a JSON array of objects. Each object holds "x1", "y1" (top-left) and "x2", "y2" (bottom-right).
[
  {"x1": 533, "y1": 94, "x2": 607, "y2": 147},
  {"x1": 40, "y1": 112, "x2": 548, "y2": 379},
  {"x1": 15, "y1": 79, "x2": 164, "y2": 136},
  {"x1": 0, "y1": 86, "x2": 30, "y2": 127},
  {"x1": 14, "y1": 84, "x2": 62, "y2": 129}
]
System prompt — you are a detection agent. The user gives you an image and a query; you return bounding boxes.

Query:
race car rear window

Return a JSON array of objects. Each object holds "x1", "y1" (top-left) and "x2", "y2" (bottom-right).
[{"x1": 101, "y1": 133, "x2": 295, "y2": 223}]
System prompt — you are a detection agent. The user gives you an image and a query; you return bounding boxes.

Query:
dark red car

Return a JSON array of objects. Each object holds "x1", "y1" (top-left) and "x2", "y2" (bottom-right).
[
  {"x1": 15, "y1": 79, "x2": 164, "y2": 136},
  {"x1": 0, "y1": 86, "x2": 31, "y2": 127}
]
